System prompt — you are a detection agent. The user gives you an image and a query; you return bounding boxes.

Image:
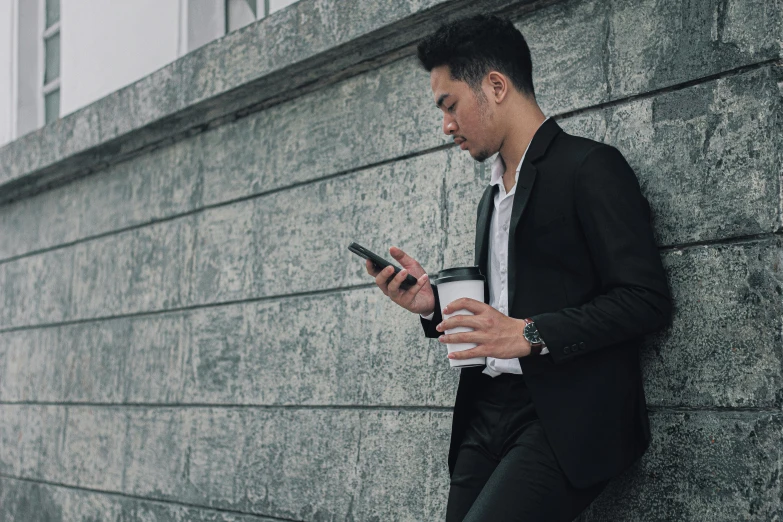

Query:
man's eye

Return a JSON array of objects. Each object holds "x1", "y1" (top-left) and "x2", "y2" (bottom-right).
[{"x1": 448, "y1": 103, "x2": 456, "y2": 112}]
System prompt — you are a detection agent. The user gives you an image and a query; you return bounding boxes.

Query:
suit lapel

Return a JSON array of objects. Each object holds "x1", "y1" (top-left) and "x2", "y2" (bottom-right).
[
  {"x1": 505, "y1": 117, "x2": 563, "y2": 313},
  {"x1": 474, "y1": 183, "x2": 498, "y2": 304}
]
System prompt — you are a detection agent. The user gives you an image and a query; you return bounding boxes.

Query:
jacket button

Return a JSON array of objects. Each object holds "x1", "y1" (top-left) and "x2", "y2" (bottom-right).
[
  {"x1": 571, "y1": 343, "x2": 577, "y2": 351},
  {"x1": 579, "y1": 342, "x2": 586, "y2": 350},
  {"x1": 564, "y1": 346, "x2": 570, "y2": 355}
]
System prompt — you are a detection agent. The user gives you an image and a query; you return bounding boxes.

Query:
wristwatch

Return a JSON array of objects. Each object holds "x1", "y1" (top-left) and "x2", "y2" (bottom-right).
[{"x1": 523, "y1": 318, "x2": 545, "y2": 355}]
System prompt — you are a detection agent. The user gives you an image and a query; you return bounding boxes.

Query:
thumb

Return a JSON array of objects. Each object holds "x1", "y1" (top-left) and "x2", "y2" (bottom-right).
[
  {"x1": 389, "y1": 246, "x2": 419, "y2": 270},
  {"x1": 389, "y1": 245, "x2": 408, "y2": 262}
]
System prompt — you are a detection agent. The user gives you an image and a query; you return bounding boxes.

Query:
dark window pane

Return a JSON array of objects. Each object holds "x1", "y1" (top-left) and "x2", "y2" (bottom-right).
[
  {"x1": 45, "y1": 89, "x2": 60, "y2": 124},
  {"x1": 44, "y1": 33, "x2": 60, "y2": 84},
  {"x1": 46, "y1": 0, "x2": 60, "y2": 28}
]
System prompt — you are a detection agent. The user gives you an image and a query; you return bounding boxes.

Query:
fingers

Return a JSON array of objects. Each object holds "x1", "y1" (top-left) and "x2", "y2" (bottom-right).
[
  {"x1": 447, "y1": 347, "x2": 478, "y2": 360},
  {"x1": 386, "y1": 266, "x2": 409, "y2": 295},
  {"x1": 438, "y1": 331, "x2": 480, "y2": 350},
  {"x1": 442, "y1": 297, "x2": 484, "y2": 315},
  {"x1": 366, "y1": 258, "x2": 380, "y2": 276},
  {"x1": 435, "y1": 315, "x2": 481, "y2": 334},
  {"x1": 374, "y1": 265, "x2": 394, "y2": 294}
]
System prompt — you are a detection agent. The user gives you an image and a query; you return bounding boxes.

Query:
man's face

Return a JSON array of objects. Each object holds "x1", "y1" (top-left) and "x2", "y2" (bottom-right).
[{"x1": 430, "y1": 64, "x2": 496, "y2": 162}]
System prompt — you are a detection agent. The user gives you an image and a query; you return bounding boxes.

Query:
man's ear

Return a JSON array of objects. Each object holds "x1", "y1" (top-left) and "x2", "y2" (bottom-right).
[{"x1": 487, "y1": 71, "x2": 508, "y2": 104}]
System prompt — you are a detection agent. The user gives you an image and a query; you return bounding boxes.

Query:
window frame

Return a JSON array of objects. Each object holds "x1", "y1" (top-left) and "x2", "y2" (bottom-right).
[{"x1": 39, "y1": 0, "x2": 60, "y2": 126}]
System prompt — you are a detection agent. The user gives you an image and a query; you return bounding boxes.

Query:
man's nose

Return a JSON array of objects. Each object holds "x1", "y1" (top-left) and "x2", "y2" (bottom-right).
[{"x1": 443, "y1": 115, "x2": 457, "y2": 136}]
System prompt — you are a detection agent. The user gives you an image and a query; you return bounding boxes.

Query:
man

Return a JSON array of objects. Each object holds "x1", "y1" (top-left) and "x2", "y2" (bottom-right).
[{"x1": 364, "y1": 14, "x2": 672, "y2": 521}]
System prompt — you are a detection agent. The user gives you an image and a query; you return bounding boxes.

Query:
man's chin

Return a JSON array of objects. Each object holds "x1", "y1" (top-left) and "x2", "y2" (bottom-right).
[{"x1": 472, "y1": 149, "x2": 491, "y2": 162}]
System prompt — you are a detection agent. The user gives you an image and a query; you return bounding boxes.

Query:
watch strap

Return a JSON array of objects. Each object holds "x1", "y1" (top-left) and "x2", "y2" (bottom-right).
[{"x1": 523, "y1": 318, "x2": 544, "y2": 355}]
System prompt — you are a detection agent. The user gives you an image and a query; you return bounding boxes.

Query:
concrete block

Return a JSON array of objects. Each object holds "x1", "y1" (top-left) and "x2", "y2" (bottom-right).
[
  {"x1": 644, "y1": 239, "x2": 783, "y2": 409},
  {"x1": 0, "y1": 288, "x2": 460, "y2": 408},
  {"x1": 562, "y1": 65, "x2": 782, "y2": 246},
  {"x1": 198, "y1": 56, "x2": 444, "y2": 207},
  {"x1": 607, "y1": 0, "x2": 782, "y2": 98},
  {"x1": 0, "y1": 476, "x2": 281, "y2": 521},
  {"x1": 66, "y1": 216, "x2": 196, "y2": 324},
  {"x1": 188, "y1": 149, "x2": 445, "y2": 305},
  {"x1": 581, "y1": 411, "x2": 782, "y2": 521},
  {"x1": 520, "y1": 0, "x2": 611, "y2": 114},
  {"x1": 0, "y1": 405, "x2": 452, "y2": 520},
  {"x1": 0, "y1": 248, "x2": 73, "y2": 327}
]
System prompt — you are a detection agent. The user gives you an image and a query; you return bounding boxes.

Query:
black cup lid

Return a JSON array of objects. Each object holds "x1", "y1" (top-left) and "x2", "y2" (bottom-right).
[{"x1": 431, "y1": 266, "x2": 485, "y2": 285}]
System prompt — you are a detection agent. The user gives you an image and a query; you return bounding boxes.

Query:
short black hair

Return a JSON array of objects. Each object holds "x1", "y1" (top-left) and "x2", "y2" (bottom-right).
[{"x1": 416, "y1": 14, "x2": 535, "y2": 100}]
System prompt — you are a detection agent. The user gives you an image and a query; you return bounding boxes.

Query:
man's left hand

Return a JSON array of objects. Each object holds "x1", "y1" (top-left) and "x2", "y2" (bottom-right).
[{"x1": 435, "y1": 298, "x2": 533, "y2": 360}]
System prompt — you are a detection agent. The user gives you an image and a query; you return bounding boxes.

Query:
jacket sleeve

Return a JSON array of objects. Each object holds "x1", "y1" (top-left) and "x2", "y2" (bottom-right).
[
  {"x1": 530, "y1": 144, "x2": 672, "y2": 365},
  {"x1": 420, "y1": 284, "x2": 443, "y2": 339}
]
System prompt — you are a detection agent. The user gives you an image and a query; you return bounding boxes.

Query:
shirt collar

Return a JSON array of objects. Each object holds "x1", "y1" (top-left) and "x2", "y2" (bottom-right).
[{"x1": 489, "y1": 115, "x2": 550, "y2": 188}]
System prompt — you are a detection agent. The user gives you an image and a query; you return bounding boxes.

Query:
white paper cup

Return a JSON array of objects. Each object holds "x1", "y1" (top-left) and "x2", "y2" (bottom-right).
[{"x1": 431, "y1": 267, "x2": 487, "y2": 369}]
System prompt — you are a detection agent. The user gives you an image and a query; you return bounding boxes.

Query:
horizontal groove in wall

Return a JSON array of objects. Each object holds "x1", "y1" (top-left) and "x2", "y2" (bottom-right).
[
  {"x1": 0, "y1": 402, "x2": 778, "y2": 415},
  {"x1": 0, "y1": 281, "x2": 379, "y2": 334},
  {"x1": 0, "y1": 58, "x2": 779, "y2": 268},
  {"x1": 0, "y1": 473, "x2": 302, "y2": 522}
]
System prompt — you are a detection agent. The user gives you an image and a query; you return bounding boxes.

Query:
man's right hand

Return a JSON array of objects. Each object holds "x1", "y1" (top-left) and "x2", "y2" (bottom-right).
[{"x1": 365, "y1": 246, "x2": 436, "y2": 316}]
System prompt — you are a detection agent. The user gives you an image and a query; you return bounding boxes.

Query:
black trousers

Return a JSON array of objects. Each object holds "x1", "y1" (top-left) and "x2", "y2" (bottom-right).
[{"x1": 445, "y1": 371, "x2": 608, "y2": 522}]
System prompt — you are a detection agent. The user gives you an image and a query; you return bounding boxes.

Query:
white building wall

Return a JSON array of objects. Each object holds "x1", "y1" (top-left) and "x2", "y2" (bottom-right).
[
  {"x1": 0, "y1": 0, "x2": 14, "y2": 147},
  {"x1": 60, "y1": 0, "x2": 182, "y2": 117}
]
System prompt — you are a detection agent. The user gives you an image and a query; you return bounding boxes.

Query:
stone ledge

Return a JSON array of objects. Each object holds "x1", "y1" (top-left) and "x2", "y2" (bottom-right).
[{"x1": 0, "y1": 0, "x2": 529, "y2": 204}]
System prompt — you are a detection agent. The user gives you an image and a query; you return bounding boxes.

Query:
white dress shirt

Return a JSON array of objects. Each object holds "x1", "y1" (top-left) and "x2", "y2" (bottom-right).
[{"x1": 422, "y1": 116, "x2": 550, "y2": 376}]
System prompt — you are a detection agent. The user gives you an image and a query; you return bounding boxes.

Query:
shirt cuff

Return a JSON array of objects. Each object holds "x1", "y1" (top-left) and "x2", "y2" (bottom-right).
[{"x1": 420, "y1": 311, "x2": 435, "y2": 321}]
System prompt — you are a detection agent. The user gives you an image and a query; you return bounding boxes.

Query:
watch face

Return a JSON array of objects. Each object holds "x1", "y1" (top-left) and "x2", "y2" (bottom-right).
[{"x1": 524, "y1": 322, "x2": 541, "y2": 344}]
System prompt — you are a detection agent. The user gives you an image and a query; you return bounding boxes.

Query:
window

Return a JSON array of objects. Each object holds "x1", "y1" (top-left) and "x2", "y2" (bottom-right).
[
  {"x1": 42, "y1": 0, "x2": 60, "y2": 124},
  {"x1": 185, "y1": 0, "x2": 303, "y2": 55},
  {"x1": 226, "y1": 0, "x2": 263, "y2": 33},
  {"x1": 224, "y1": 0, "x2": 303, "y2": 34}
]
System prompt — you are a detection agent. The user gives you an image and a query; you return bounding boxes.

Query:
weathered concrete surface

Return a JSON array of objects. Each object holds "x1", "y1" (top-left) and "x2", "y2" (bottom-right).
[
  {"x1": 644, "y1": 239, "x2": 783, "y2": 410},
  {"x1": 1, "y1": 0, "x2": 781, "y2": 519},
  {"x1": 2, "y1": 241, "x2": 780, "y2": 411},
  {"x1": 522, "y1": 0, "x2": 782, "y2": 113},
  {"x1": 1, "y1": 406, "x2": 778, "y2": 521},
  {"x1": 0, "y1": 149, "x2": 447, "y2": 329},
  {"x1": 0, "y1": 405, "x2": 453, "y2": 521},
  {"x1": 581, "y1": 412, "x2": 782, "y2": 522},
  {"x1": 0, "y1": 55, "x2": 440, "y2": 261},
  {"x1": 0, "y1": 288, "x2": 460, "y2": 406},
  {"x1": 0, "y1": 477, "x2": 281, "y2": 521}
]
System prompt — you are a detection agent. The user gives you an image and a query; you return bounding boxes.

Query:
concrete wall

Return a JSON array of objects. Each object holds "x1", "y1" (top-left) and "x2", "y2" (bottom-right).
[{"x1": 0, "y1": 0, "x2": 780, "y2": 520}]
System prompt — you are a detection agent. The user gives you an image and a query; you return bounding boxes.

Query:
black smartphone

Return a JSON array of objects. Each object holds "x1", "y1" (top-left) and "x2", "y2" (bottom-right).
[{"x1": 349, "y1": 242, "x2": 419, "y2": 290}]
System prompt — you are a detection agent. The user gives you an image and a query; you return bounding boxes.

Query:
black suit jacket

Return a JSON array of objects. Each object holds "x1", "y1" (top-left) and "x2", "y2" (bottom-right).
[{"x1": 421, "y1": 117, "x2": 672, "y2": 489}]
